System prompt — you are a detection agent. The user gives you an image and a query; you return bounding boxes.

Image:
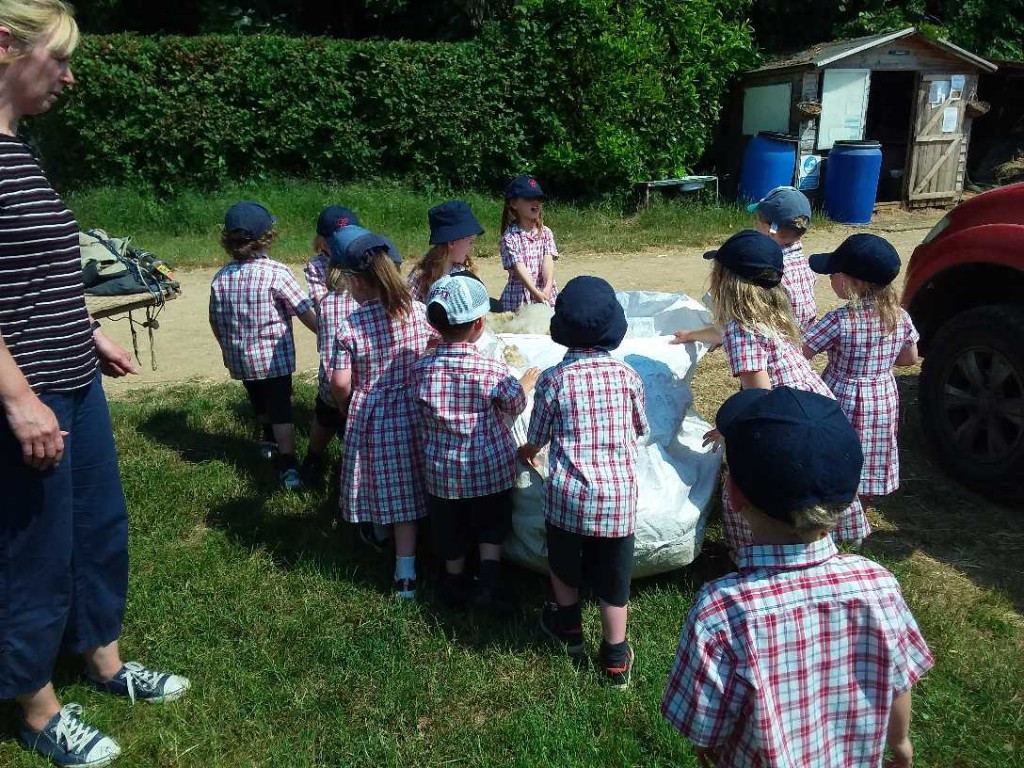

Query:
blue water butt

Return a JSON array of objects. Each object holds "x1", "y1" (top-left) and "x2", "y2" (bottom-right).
[
  {"x1": 738, "y1": 132, "x2": 797, "y2": 203},
  {"x1": 823, "y1": 140, "x2": 883, "y2": 224}
]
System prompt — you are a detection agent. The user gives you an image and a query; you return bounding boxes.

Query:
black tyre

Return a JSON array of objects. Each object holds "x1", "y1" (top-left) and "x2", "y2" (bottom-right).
[{"x1": 919, "y1": 304, "x2": 1024, "y2": 501}]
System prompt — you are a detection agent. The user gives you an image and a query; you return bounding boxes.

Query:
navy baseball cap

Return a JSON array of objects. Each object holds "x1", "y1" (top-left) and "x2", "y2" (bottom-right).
[
  {"x1": 703, "y1": 230, "x2": 784, "y2": 288},
  {"x1": 809, "y1": 233, "x2": 901, "y2": 286},
  {"x1": 747, "y1": 186, "x2": 812, "y2": 231},
  {"x1": 316, "y1": 205, "x2": 360, "y2": 238},
  {"x1": 716, "y1": 387, "x2": 863, "y2": 523},
  {"x1": 550, "y1": 275, "x2": 627, "y2": 351},
  {"x1": 428, "y1": 200, "x2": 484, "y2": 245},
  {"x1": 224, "y1": 201, "x2": 275, "y2": 239},
  {"x1": 329, "y1": 226, "x2": 401, "y2": 272},
  {"x1": 505, "y1": 174, "x2": 544, "y2": 200}
]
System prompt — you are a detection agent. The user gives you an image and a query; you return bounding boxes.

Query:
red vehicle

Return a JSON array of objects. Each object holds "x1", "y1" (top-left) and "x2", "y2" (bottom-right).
[{"x1": 902, "y1": 182, "x2": 1024, "y2": 500}]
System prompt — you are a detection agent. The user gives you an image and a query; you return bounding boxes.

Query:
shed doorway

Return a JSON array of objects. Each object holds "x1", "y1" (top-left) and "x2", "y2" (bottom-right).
[{"x1": 865, "y1": 70, "x2": 917, "y2": 201}]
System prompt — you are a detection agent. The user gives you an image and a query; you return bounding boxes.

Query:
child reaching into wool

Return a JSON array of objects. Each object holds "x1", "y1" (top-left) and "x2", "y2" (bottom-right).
[
  {"x1": 499, "y1": 174, "x2": 558, "y2": 312},
  {"x1": 302, "y1": 226, "x2": 402, "y2": 485},
  {"x1": 673, "y1": 230, "x2": 869, "y2": 551},
  {"x1": 304, "y1": 204, "x2": 360, "y2": 306},
  {"x1": 209, "y1": 201, "x2": 317, "y2": 490},
  {"x1": 407, "y1": 200, "x2": 485, "y2": 303},
  {"x1": 518, "y1": 276, "x2": 649, "y2": 688},
  {"x1": 673, "y1": 187, "x2": 818, "y2": 347},
  {"x1": 329, "y1": 226, "x2": 437, "y2": 599},
  {"x1": 413, "y1": 273, "x2": 540, "y2": 611},
  {"x1": 803, "y1": 234, "x2": 920, "y2": 505},
  {"x1": 662, "y1": 387, "x2": 932, "y2": 768}
]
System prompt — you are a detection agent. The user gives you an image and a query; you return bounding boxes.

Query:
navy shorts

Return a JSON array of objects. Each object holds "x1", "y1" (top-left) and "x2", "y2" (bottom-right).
[
  {"x1": 242, "y1": 374, "x2": 293, "y2": 425},
  {"x1": 314, "y1": 393, "x2": 345, "y2": 432},
  {"x1": 428, "y1": 489, "x2": 513, "y2": 561},
  {"x1": 0, "y1": 373, "x2": 129, "y2": 698},
  {"x1": 545, "y1": 522, "x2": 634, "y2": 607}
]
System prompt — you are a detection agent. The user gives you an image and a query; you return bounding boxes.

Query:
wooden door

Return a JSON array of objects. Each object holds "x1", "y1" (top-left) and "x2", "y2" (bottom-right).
[{"x1": 905, "y1": 72, "x2": 977, "y2": 206}]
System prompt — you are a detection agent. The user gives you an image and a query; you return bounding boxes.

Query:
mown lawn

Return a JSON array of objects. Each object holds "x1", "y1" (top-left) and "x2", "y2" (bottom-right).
[{"x1": 2, "y1": 361, "x2": 1021, "y2": 767}]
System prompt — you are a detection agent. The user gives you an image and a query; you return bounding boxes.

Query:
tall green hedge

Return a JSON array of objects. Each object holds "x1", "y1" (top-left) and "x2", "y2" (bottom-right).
[{"x1": 28, "y1": 1, "x2": 755, "y2": 195}]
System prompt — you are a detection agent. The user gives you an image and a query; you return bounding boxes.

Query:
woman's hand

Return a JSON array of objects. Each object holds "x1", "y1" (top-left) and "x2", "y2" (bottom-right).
[
  {"x1": 3, "y1": 391, "x2": 66, "y2": 470},
  {"x1": 517, "y1": 442, "x2": 541, "y2": 468},
  {"x1": 94, "y1": 329, "x2": 138, "y2": 377}
]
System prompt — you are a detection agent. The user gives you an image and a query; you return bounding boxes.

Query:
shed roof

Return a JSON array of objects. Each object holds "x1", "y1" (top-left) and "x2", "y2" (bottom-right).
[{"x1": 750, "y1": 27, "x2": 997, "y2": 74}]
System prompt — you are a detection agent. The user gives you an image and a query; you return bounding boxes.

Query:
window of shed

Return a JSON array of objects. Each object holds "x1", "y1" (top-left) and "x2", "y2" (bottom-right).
[{"x1": 742, "y1": 83, "x2": 792, "y2": 135}]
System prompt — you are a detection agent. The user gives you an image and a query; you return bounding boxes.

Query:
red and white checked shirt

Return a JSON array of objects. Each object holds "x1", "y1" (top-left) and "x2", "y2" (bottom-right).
[
  {"x1": 412, "y1": 342, "x2": 527, "y2": 499},
  {"x1": 526, "y1": 349, "x2": 650, "y2": 538},
  {"x1": 316, "y1": 289, "x2": 360, "y2": 405},
  {"x1": 662, "y1": 537, "x2": 933, "y2": 768},
  {"x1": 499, "y1": 224, "x2": 559, "y2": 312},
  {"x1": 780, "y1": 241, "x2": 817, "y2": 332},
  {"x1": 804, "y1": 302, "x2": 920, "y2": 496},
  {"x1": 333, "y1": 300, "x2": 438, "y2": 524},
  {"x1": 722, "y1": 321, "x2": 833, "y2": 398},
  {"x1": 304, "y1": 252, "x2": 330, "y2": 304},
  {"x1": 209, "y1": 256, "x2": 313, "y2": 381}
]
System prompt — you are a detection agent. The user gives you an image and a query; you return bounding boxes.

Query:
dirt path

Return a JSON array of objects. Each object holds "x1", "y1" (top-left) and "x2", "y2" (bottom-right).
[{"x1": 98, "y1": 216, "x2": 938, "y2": 395}]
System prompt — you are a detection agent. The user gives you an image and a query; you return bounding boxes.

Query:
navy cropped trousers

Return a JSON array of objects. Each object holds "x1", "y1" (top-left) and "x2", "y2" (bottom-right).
[{"x1": 0, "y1": 373, "x2": 128, "y2": 698}]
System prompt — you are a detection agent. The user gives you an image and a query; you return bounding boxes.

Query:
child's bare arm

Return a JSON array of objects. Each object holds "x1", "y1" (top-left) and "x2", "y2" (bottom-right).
[
  {"x1": 738, "y1": 370, "x2": 771, "y2": 390},
  {"x1": 297, "y1": 307, "x2": 318, "y2": 334},
  {"x1": 540, "y1": 253, "x2": 555, "y2": 300},
  {"x1": 895, "y1": 342, "x2": 920, "y2": 367},
  {"x1": 671, "y1": 325, "x2": 723, "y2": 346},
  {"x1": 330, "y1": 369, "x2": 353, "y2": 411},
  {"x1": 885, "y1": 690, "x2": 913, "y2": 768},
  {"x1": 510, "y1": 262, "x2": 547, "y2": 303}
]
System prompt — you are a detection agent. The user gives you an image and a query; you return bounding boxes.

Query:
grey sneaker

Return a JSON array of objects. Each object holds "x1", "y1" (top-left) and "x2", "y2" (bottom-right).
[
  {"x1": 18, "y1": 703, "x2": 121, "y2": 767},
  {"x1": 279, "y1": 468, "x2": 303, "y2": 491},
  {"x1": 87, "y1": 661, "x2": 191, "y2": 704}
]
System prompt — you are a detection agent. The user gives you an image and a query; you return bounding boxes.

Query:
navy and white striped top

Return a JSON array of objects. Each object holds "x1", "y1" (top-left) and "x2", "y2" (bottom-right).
[{"x1": 0, "y1": 135, "x2": 96, "y2": 393}]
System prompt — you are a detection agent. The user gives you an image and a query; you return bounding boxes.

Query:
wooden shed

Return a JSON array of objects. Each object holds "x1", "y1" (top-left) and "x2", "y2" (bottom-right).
[{"x1": 732, "y1": 28, "x2": 997, "y2": 208}]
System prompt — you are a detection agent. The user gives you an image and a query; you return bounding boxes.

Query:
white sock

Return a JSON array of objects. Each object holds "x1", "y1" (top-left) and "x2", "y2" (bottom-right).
[
  {"x1": 374, "y1": 523, "x2": 391, "y2": 541},
  {"x1": 395, "y1": 555, "x2": 416, "y2": 581}
]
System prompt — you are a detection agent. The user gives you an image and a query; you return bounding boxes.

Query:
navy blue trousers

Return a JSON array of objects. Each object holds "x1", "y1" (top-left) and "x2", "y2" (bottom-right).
[{"x1": 0, "y1": 373, "x2": 128, "y2": 698}]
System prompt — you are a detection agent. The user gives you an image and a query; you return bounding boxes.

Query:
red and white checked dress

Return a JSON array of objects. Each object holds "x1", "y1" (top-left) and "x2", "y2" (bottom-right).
[
  {"x1": 662, "y1": 537, "x2": 934, "y2": 768},
  {"x1": 526, "y1": 349, "x2": 650, "y2": 538},
  {"x1": 720, "y1": 321, "x2": 869, "y2": 547},
  {"x1": 209, "y1": 256, "x2": 313, "y2": 381},
  {"x1": 804, "y1": 302, "x2": 920, "y2": 496},
  {"x1": 304, "y1": 252, "x2": 330, "y2": 304},
  {"x1": 780, "y1": 241, "x2": 817, "y2": 332},
  {"x1": 332, "y1": 299, "x2": 437, "y2": 524},
  {"x1": 499, "y1": 224, "x2": 559, "y2": 312},
  {"x1": 412, "y1": 342, "x2": 527, "y2": 499},
  {"x1": 316, "y1": 290, "x2": 360, "y2": 407}
]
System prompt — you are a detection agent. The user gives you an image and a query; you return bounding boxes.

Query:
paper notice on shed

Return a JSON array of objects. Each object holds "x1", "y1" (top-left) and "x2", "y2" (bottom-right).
[
  {"x1": 929, "y1": 80, "x2": 951, "y2": 106},
  {"x1": 941, "y1": 106, "x2": 959, "y2": 133}
]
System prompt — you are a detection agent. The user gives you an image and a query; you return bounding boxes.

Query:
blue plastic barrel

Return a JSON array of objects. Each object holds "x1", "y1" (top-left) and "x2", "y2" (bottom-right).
[
  {"x1": 823, "y1": 140, "x2": 883, "y2": 224},
  {"x1": 738, "y1": 132, "x2": 798, "y2": 203}
]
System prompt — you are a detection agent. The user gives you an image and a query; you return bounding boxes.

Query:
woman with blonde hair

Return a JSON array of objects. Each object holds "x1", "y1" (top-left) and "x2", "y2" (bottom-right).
[{"x1": 0, "y1": 3, "x2": 188, "y2": 765}]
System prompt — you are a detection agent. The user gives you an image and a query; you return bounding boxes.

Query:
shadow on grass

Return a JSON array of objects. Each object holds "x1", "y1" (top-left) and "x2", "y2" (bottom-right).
[{"x1": 863, "y1": 374, "x2": 1024, "y2": 612}]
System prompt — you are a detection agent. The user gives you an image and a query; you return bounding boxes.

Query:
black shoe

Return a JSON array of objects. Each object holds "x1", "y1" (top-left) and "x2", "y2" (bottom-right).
[
  {"x1": 539, "y1": 602, "x2": 585, "y2": 656},
  {"x1": 300, "y1": 454, "x2": 326, "y2": 486},
  {"x1": 472, "y1": 580, "x2": 513, "y2": 616},
  {"x1": 439, "y1": 573, "x2": 470, "y2": 609},
  {"x1": 601, "y1": 641, "x2": 634, "y2": 690}
]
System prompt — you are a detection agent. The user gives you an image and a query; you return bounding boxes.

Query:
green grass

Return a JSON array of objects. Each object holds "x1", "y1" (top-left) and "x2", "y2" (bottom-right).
[
  {"x1": 64, "y1": 179, "x2": 758, "y2": 269},
  {"x1": 1, "y1": 370, "x2": 1021, "y2": 767}
]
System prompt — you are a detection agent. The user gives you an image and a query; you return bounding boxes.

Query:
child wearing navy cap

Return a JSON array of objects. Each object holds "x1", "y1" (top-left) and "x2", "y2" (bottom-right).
[
  {"x1": 749, "y1": 186, "x2": 819, "y2": 332},
  {"x1": 498, "y1": 174, "x2": 559, "y2": 312},
  {"x1": 518, "y1": 276, "x2": 650, "y2": 687},
  {"x1": 662, "y1": 386, "x2": 933, "y2": 768},
  {"x1": 412, "y1": 274, "x2": 540, "y2": 609},
  {"x1": 803, "y1": 234, "x2": 920, "y2": 506},
  {"x1": 329, "y1": 227, "x2": 437, "y2": 598},
  {"x1": 407, "y1": 200, "x2": 486, "y2": 303},
  {"x1": 672, "y1": 230, "x2": 869, "y2": 552},
  {"x1": 305, "y1": 204, "x2": 360, "y2": 306},
  {"x1": 210, "y1": 201, "x2": 318, "y2": 490}
]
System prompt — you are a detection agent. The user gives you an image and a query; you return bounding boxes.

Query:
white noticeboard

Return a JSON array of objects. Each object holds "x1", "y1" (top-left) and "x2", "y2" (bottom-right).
[
  {"x1": 742, "y1": 83, "x2": 792, "y2": 136},
  {"x1": 818, "y1": 69, "x2": 870, "y2": 150}
]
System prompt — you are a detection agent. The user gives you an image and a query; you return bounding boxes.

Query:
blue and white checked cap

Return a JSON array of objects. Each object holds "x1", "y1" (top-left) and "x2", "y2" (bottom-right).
[{"x1": 427, "y1": 274, "x2": 491, "y2": 324}]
